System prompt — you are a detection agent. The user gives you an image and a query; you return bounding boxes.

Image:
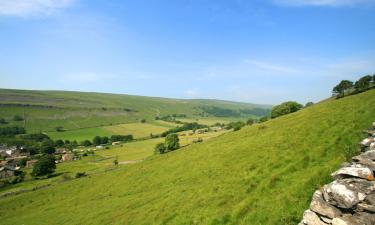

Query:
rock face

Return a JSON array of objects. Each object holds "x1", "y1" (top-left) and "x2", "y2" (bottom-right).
[{"x1": 299, "y1": 122, "x2": 375, "y2": 225}]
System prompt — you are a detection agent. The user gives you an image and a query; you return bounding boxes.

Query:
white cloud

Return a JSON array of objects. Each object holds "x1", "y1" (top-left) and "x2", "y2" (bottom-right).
[
  {"x1": 0, "y1": 0, "x2": 75, "y2": 17},
  {"x1": 244, "y1": 59, "x2": 300, "y2": 74},
  {"x1": 273, "y1": 0, "x2": 374, "y2": 7},
  {"x1": 184, "y1": 88, "x2": 200, "y2": 98}
]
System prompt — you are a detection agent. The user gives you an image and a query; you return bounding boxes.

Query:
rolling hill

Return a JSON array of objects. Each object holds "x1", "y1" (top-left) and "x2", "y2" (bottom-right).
[
  {"x1": 0, "y1": 89, "x2": 271, "y2": 136},
  {"x1": 0, "y1": 90, "x2": 374, "y2": 225}
]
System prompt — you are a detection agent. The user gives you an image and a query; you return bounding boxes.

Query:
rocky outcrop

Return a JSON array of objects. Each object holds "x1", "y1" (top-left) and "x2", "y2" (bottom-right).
[{"x1": 299, "y1": 122, "x2": 375, "y2": 225}]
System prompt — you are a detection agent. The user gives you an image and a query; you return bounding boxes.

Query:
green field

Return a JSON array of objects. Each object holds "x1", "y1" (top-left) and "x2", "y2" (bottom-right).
[
  {"x1": 46, "y1": 122, "x2": 175, "y2": 141},
  {"x1": 0, "y1": 89, "x2": 271, "y2": 134},
  {"x1": 1, "y1": 90, "x2": 374, "y2": 225}
]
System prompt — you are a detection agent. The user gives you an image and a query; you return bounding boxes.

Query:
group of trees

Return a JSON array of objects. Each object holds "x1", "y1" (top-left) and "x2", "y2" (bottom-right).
[
  {"x1": 154, "y1": 133, "x2": 180, "y2": 154},
  {"x1": 271, "y1": 101, "x2": 303, "y2": 119},
  {"x1": 80, "y1": 134, "x2": 134, "y2": 147},
  {"x1": 332, "y1": 74, "x2": 375, "y2": 98},
  {"x1": 0, "y1": 126, "x2": 26, "y2": 136},
  {"x1": 161, "y1": 122, "x2": 207, "y2": 137}
]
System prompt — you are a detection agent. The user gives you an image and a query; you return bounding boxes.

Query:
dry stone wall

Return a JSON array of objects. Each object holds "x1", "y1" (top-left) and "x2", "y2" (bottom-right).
[{"x1": 299, "y1": 122, "x2": 375, "y2": 225}]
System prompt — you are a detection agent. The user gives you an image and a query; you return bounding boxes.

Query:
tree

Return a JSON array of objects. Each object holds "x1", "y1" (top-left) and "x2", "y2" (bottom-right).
[
  {"x1": 55, "y1": 139, "x2": 64, "y2": 147},
  {"x1": 259, "y1": 116, "x2": 269, "y2": 123},
  {"x1": 101, "y1": 136, "x2": 109, "y2": 144},
  {"x1": 332, "y1": 80, "x2": 353, "y2": 97},
  {"x1": 0, "y1": 118, "x2": 6, "y2": 124},
  {"x1": 93, "y1": 136, "x2": 101, "y2": 146},
  {"x1": 40, "y1": 140, "x2": 56, "y2": 154},
  {"x1": 32, "y1": 154, "x2": 56, "y2": 176},
  {"x1": 81, "y1": 140, "x2": 92, "y2": 147},
  {"x1": 140, "y1": 119, "x2": 146, "y2": 123},
  {"x1": 165, "y1": 133, "x2": 180, "y2": 151},
  {"x1": 55, "y1": 126, "x2": 64, "y2": 132},
  {"x1": 246, "y1": 118, "x2": 255, "y2": 125},
  {"x1": 154, "y1": 143, "x2": 166, "y2": 154},
  {"x1": 354, "y1": 75, "x2": 372, "y2": 91},
  {"x1": 305, "y1": 102, "x2": 314, "y2": 107},
  {"x1": 13, "y1": 115, "x2": 24, "y2": 121},
  {"x1": 271, "y1": 101, "x2": 303, "y2": 119}
]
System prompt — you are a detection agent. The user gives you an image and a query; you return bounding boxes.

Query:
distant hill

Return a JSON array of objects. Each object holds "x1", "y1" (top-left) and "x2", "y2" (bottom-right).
[
  {"x1": 1, "y1": 90, "x2": 374, "y2": 224},
  {"x1": 0, "y1": 89, "x2": 271, "y2": 133}
]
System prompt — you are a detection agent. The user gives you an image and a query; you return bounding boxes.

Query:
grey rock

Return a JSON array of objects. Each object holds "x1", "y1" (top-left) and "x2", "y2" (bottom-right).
[
  {"x1": 310, "y1": 190, "x2": 342, "y2": 219},
  {"x1": 352, "y1": 155, "x2": 375, "y2": 171},
  {"x1": 322, "y1": 179, "x2": 375, "y2": 208},
  {"x1": 302, "y1": 210, "x2": 328, "y2": 225},
  {"x1": 361, "y1": 138, "x2": 374, "y2": 147},
  {"x1": 361, "y1": 150, "x2": 375, "y2": 160},
  {"x1": 357, "y1": 203, "x2": 375, "y2": 212},
  {"x1": 320, "y1": 216, "x2": 333, "y2": 224},
  {"x1": 331, "y1": 164, "x2": 373, "y2": 180},
  {"x1": 365, "y1": 192, "x2": 375, "y2": 205}
]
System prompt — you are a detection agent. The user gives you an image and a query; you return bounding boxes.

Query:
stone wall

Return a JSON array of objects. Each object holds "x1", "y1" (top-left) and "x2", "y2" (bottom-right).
[{"x1": 299, "y1": 122, "x2": 375, "y2": 225}]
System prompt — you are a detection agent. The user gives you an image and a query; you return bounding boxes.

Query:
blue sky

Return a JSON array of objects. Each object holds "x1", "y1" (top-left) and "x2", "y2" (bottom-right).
[{"x1": 0, "y1": 0, "x2": 374, "y2": 104}]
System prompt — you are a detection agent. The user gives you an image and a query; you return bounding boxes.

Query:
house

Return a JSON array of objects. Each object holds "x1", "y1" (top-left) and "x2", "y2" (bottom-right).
[
  {"x1": 55, "y1": 148, "x2": 67, "y2": 154},
  {"x1": 96, "y1": 146, "x2": 104, "y2": 149},
  {"x1": 112, "y1": 141, "x2": 121, "y2": 146},
  {"x1": 62, "y1": 153, "x2": 74, "y2": 162},
  {"x1": 26, "y1": 160, "x2": 38, "y2": 168},
  {"x1": 0, "y1": 166, "x2": 16, "y2": 179}
]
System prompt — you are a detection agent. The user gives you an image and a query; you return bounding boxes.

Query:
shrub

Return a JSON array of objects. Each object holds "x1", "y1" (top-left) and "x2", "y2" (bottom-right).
[
  {"x1": 0, "y1": 118, "x2": 7, "y2": 124},
  {"x1": 110, "y1": 135, "x2": 133, "y2": 142},
  {"x1": 154, "y1": 143, "x2": 166, "y2": 154},
  {"x1": 13, "y1": 115, "x2": 24, "y2": 121},
  {"x1": 271, "y1": 101, "x2": 303, "y2": 119},
  {"x1": 81, "y1": 140, "x2": 92, "y2": 147},
  {"x1": 55, "y1": 126, "x2": 64, "y2": 132},
  {"x1": 41, "y1": 139, "x2": 56, "y2": 154},
  {"x1": 32, "y1": 155, "x2": 56, "y2": 177},
  {"x1": 165, "y1": 133, "x2": 180, "y2": 151},
  {"x1": 75, "y1": 172, "x2": 87, "y2": 178}
]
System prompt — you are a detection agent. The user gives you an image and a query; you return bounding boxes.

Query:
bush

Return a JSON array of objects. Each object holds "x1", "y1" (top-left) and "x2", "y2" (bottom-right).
[
  {"x1": 140, "y1": 119, "x2": 146, "y2": 123},
  {"x1": 13, "y1": 115, "x2": 24, "y2": 121},
  {"x1": 165, "y1": 133, "x2": 180, "y2": 151},
  {"x1": 41, "y1": 139, "x2": 56, "y2": 154},
  {"x1": 32, "y1": 155, "x2": 56, "y2": 177},
  {"x1": 259, "y1": 116, "x2": 269, "y2": 123},
  {"x1": 0, "y1": 118, "x2": 7, "y2": 124},
  {"x1": 55, "y1": 126, "x2": 64, "y2": 132},
  {"x1": 154, "y1": 143, "x2": 166, "y2": 154},
  {"x1": 75, "y1": 172, "x2": 86, "y2": 178},
  {"x1": 271, "y1": 101, "x2": 303, "y2": 119},
  {"x1": 55, "y1": 139, "x2": 64, "y2": 147},
  {"x1": 81, "y1": 140, "x2": 92, "y2": 147},
  {"x1": 0, "y1": 126, "x2": 26, "y2": 136},
  {"x1": 246, "y1": 118, "x2": 255, "y2": 125},
  {"x1": 226, "y1": 121, "x2": 245, "y2": 131}
]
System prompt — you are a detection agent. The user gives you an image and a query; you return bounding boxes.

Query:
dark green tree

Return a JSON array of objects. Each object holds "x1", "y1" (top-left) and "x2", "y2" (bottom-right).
[
  {"x1": 81, "y1": 140, "x2": 92, "y2": 147},
  {"x1": 40, "y1": 139, "x2": 56, "y2": 154},
  {"x1": 271, "y1": 101, "x2": 303, "y2": 119},
  {"x1": 32, "y1": 154, "x2": 56, "y2": 176},
  {"x1": 101, "y1": 136, "x2": 109, "y2": 144},
  {"x1": 154, "y1": 143, "x2": 166, "y2": 154},
  {"x1": 13, "y1": 115, "x2": 24, "y2": 121},
  {"x1": 93, "y1": 136, "x2": 101, "y2": 146},
  {"x1": 305, "y1": 102, "x2": 314, "y2": 107},
  {"x1": 355, "y1": 75, "x2": 372, "y2": 91},
  {"x1": 0, "y1": 118, "x2": 6, "y2": 124},
  {"x1": 332, "y1": 80, "x2": 354, "y2": 96},
  {"x1": 165, "y1": 133, "x2": 180, "y2": 151},
  {"x1": 55, "y1": 139, "x2": 64, "y2": 147},
  {"x1": 259, "y1": 116, "x2": 269, "y2": 123},
  {"x1": 246, "y1": 118, "x2": 255, "y2": 125}
]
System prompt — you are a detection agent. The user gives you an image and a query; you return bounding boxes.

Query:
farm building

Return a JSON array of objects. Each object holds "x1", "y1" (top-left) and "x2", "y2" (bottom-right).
[
  {"x1": 62, "y1": 153, "x2": 74, "y2": 162},
  {"x1": 0, "y1": 166, "x2": 16, "y2": 179},
  {"x1": 112, "y1": 141, "x2": 121, "y2": 146},
  {"x1": 26, "y1": 160, "x2": 37, "y2": 168}
]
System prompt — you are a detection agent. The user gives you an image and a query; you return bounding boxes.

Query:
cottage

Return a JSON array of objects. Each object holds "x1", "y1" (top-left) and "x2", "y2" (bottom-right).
[
  {"x1": 26, "y1": 160, "x2": 37, "y2": 168},
  {"x1": 62, "y1": 153, "x2": 74, "y2": 162},
  {"x1": 55, "y1": 148, "x2": 67, "y2": 154},
  {"x1": 0, "y1": 166, "x2": 16, "y2": 179},
  {"x1": 96, "y1": 146, "x2": 104, "y2": 149}
]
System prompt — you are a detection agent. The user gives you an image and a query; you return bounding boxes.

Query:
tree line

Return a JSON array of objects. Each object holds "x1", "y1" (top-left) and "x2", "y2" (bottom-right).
[{"x1": 332, "y1": 74, "x2": 375, "y2": 98}]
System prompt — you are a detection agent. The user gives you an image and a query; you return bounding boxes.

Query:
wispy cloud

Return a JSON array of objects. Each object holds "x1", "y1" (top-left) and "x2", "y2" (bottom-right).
[
  {"x1": 273, "y1": 0, "x2": 375, "y2": 7},
  {"x1": 0, "y1": 0, "x2": 76, "y2": 17},
  {"x1": 244, "y1": 59, "x2": 300, "y2": 74},
  {"x1": 61, "y1": 72, "x2": 99, "y2": 83}
]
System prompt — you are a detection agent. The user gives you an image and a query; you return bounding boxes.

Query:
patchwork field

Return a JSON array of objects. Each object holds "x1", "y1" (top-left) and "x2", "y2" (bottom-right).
[
  {"x1": 46, "y1": 122, "x2": 175, "y2": 141},
  {"x1": 1, "y1": 90, "x2": 374, "y2": 225}
]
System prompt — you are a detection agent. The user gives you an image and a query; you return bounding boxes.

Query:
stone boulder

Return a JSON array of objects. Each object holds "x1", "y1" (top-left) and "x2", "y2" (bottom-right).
[
  {"x1": 310, "y1": 190, "x2": 342, "y2": 219},
  {"x1": 361, "y1": 138, "x2": 374, "y2": 147},
  {"x1": 331, "y1": 164, "x2": 374, "y2": 180},
  {"x1": 332, "y1": 212, "x2": 375, "y2": 225},
  {"x1": 322, "y1": 178, "x2": 375, "y2": 208},
  {"x1": 302, "y1": 210, "x2": 328, "y2": 225}
]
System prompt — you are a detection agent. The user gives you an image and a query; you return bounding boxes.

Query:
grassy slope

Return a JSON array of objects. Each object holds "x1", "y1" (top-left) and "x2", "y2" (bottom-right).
[
  {"x1": 0, "y1": 89, "x2": 269, "y2": 133},
  {"x1": 1, "y1": 90, "x2": 374, "y2": 225}
]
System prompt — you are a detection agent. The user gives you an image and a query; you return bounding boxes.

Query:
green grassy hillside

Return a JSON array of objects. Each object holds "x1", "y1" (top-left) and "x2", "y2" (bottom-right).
[
  {"x1": 0, "y1": 90, "x2": 374, "y2": 225},
  {"x1": 0, "y1": 89, "x2": 270, "y2": 134}
]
